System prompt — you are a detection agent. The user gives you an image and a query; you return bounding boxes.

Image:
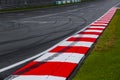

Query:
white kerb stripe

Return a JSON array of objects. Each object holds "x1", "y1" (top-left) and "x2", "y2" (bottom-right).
[
  {"x1": 84, "y1": 30, "x2": 103, "y2": 33},
  {"x1": 10, "y1": 75, "x2": 66, "y2": 80},
  {"x1": 72, "y1": 34, "x2": 99, "y2": 38},
  {"x1": 95, "y1": 21, "x2": 109, "y2": 23},
  {"x1": 89, "y1": 26, "x2": 105, "y2": 29},
  {"x1": 65, "y1": 53, "x2": 84, "y2": 63},
  {"x1": 58, "y1": 41, "x2": 93, "y2": 47},
  {"x1": 91, "y1": 23, "x2": 107, "y2": 25},
  {"x1": 97, "y1": 19, "x2": 110, "y2": 21},
  {"x1": 47, "y1": 76, "x2": 66, "y2": 80},
  {"x1": 35, "y1": 53, "x2": 84, "y2": 64}
]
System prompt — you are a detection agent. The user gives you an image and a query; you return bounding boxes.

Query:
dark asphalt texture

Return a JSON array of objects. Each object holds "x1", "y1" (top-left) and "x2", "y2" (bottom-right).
[{"x1": 0, "y1": 0, "x2": 120, "y2": 79}]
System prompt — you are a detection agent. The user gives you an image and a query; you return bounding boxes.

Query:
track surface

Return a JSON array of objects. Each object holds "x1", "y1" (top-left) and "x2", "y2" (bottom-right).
[{"x1": 0, "y1": 0, "x2": 120, "y2": 79}]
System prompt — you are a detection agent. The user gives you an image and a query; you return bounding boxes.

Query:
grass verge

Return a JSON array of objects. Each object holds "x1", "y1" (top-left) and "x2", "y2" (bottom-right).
[
  {"x1": 0, "y1": 0, "x2": 94, "y2": 13},
  {"x1": 0, "y1": 2, "x2": 80, "y2": 13},
  {"x1": 0, "y1": 4, "x2": 60, "y2": 13},
  {"x1": 73, "y1": 9, "x2": 120, "y2": 80}
]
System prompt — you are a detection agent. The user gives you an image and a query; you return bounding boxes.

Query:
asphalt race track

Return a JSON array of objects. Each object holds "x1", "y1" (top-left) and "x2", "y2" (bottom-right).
[{"x1": 0, "y1": 0, "x2": 120, "y2": 79}]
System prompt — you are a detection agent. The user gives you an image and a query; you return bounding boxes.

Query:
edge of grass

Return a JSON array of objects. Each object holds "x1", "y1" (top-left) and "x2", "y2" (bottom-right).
[
  {"x1": 73, "y1": 9, "x2": 120, "y2": 80},
  {"x1": 0, "y1": 0, "x2": 95, "y2": 13},
  {"x1": 0, "y1": 2, "x2": 81, "y2": 13}
]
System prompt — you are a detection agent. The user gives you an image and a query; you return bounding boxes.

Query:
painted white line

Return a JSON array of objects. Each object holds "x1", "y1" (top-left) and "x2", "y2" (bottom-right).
[
  {"x1": 84, "y1": 30, "x2": 103, "y2": 33},
  {"x1": 1, "y1": 3, "x2": 119, "y2": 73},
  {"x1": 35, "y1": 53, "x2": 84, "y2": 63},
  {"x1": 114, "y1": 1, "x2": 120, "y2": 7},
  {"x1": 72, "y1": 34, "x2": 99, "y2": 38},
  {"x1": 91, "y1": 24, "x2": 107, "y2": 26},
  {"x1": 10, "y1": 75, "x2": 66, "y2": 80},
  {"x1": 94, "y1": 21, "x2": 109, "y2": 24},
  {"x1": 0, "y1": 21, "x2": 89, "y2": 73},
  {"x1": 65, "y1": 54, "x2": 84, "y2": 63},
  {"x1": 58, "y1": 41, "x2": 93, "y2": 47},
  {"x1": 0, "y1": 52, "x2": 45, "y2": 73},
  {"x1": 89, "y1": 26, "x2": 105, "y2": 29}
]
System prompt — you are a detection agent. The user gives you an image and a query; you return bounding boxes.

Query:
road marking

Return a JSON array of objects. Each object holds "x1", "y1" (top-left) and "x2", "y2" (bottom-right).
[
  {"x1": 49, "y1": 46, "x2": 90, "y2": 54},
  {"x1": 5, "y1": 7, "x2": 117, "y2": 80},
  {"x1": 84, "y1": 30, "x2": 103, "y2": 33},
  {"x1": 8, "y1": 75, "x2": 66, "y2": 80},
  {"x1": 72, "y1": 34, "x2": 99, "y2": 38},
  {"x1": 1, "y1": 4, "x2": 119, "y2": 79},
  {"x1": 13, "y1": 62, "x2": 77, "y2": 77},
  {"x1": 89, "y1": 26, "x2": 105, "y2": 29},
  {"x1": 0, "y1": 19, "x2": 89, "y2": 73},
  {"x1": 35, "y1": 53, "x2": 84, "y2": 63},
  {"x1": 67, "y1": 37, "x2": 97, "y2": 42},
  {"x1": 58, "y1": 41, "x2": 93, "y2": 47}
]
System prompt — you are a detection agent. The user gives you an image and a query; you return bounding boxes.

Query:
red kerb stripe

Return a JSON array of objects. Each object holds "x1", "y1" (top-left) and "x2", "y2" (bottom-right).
[
  {"x1": 79, "y1": 32, "x2": 101, "y2": 35},
  {"x1": 67, "y1": 37, "x2": 97, "y2": 42},
  {"x1": 90, "y1": 24, "x2": 107, "y2": 26},
  {"x1": 86, "y1": 28, "x2": 104, "y2": 30},
  {"x1": 49, "y1": 46, "x2": 89, "y2": 54},
  {"x1": 14, "y1": 62, "x2": 77, "y2": 78}
]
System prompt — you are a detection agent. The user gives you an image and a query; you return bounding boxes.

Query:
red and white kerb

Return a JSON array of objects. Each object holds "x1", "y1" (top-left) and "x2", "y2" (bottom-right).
[{"x1": 5, "y1": 7, "x2": 117, "y2": 80}]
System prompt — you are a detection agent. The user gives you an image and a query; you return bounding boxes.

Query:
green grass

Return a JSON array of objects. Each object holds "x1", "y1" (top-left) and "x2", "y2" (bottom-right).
[
  {"x1": 73, "y1": 9, "x2": 120, "y2": 80},
  {"x1": 0, "y1": 2, "x2": 80, "y2": 13},
  {"x1": 0, "y1": 0, "x2": 94, "y2": 13},
  {"x1": 0, "y1": 4, "x2": 58, "y2": 13}
]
